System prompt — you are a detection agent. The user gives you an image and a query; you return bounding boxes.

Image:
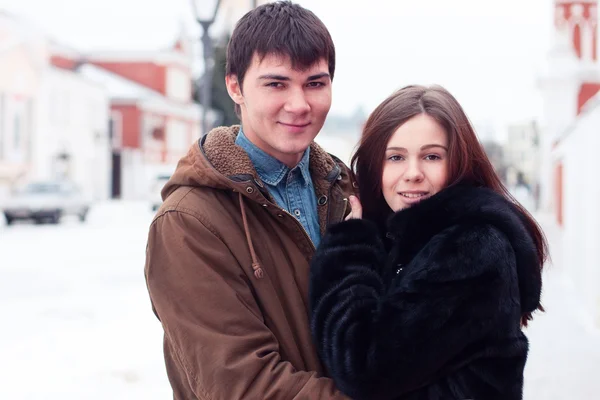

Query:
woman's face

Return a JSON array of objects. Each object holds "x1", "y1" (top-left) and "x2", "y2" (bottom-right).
[{"x1": 382, "y1": 113, "x2": 449, "y2": 212}]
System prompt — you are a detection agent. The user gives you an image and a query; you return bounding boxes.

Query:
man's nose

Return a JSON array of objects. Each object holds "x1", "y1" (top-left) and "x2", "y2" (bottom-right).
[{"x1": 284, "y1": 88, "x2": 310, "y2": 114}]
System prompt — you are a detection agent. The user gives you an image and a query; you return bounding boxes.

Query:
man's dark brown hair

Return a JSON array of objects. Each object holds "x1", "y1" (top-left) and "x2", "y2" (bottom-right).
[{"x1": 226, "y1": 1, "x2": 336, "y2": 116}]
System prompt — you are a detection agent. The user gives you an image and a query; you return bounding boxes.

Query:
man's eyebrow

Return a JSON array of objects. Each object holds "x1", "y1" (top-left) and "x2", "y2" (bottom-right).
[
  {"x1": 307, "y1": 73, "x2": 330, "y2": 81},
  {"x1": 258, "y1": 74, "x2": 290, "y2": 81}
]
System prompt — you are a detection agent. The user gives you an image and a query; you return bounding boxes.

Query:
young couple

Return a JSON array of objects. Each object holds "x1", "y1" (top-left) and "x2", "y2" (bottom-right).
[{"x1": 145, "y1": 2, "x2": 547, "y2": 399}]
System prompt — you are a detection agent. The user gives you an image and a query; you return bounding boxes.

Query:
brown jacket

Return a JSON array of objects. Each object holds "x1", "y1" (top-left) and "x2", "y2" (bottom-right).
[{"x1": 145, "y1": 126, "x2": 354, "y2": 399}]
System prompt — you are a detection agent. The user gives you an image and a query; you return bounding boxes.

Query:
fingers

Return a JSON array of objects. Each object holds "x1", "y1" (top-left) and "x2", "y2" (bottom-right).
[
  {"x1": 350, "y1": 195, "x2": 363, "y2": 219},
  {"x1": 345, "y1": 195, "x2": 363, "y2": 220}
]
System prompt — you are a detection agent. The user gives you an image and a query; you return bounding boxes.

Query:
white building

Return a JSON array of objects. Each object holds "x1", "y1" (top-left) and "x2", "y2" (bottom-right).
[
  {"x1": 538, "y1": 0, "x2": 600, "y2": 327},
  {"x1": 504, "y1": 121, "x2": 541, "y2": 190},
  {"x1": 2, "y1": 10, "x2": 206, "y2": 204},
  {"x1": 0, "y1": 12, "x2": 46, "y2": 199},
  {"x1": 68, "y1": 42, "x2": 204, "y2": 201},
  {"x1": 0, "y1": 13, "x2": 112, "y2": 203},
  {"x1": 35, "y1": 64, "x2": 111, "y2": 200}
]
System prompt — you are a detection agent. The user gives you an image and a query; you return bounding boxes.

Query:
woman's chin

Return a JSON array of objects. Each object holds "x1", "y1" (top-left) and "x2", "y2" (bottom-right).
[{"x1": 393, "y1": 199, "x2": 425, "y2": 212}]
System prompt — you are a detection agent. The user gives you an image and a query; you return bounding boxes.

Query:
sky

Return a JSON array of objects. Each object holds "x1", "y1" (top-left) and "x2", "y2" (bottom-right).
[{"x1": 0, "y1": 0, "x2": 556, "y2": 139}]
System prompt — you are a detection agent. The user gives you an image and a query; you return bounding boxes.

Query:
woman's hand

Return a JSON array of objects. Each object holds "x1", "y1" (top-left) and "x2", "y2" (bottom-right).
[{"x1": 345, "y1": 195, "x2": 363, "y2": 220}]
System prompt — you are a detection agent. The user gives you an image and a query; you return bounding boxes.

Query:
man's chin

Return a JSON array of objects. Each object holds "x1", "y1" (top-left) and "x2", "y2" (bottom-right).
[{"x1": 281, "y1": 136, "x2": 316, "y2": 150}]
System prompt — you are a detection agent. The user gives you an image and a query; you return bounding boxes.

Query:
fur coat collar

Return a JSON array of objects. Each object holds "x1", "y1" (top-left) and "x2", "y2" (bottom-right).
[{"x1": 386, "y1": 184, "x2": 542, "y2": 314}]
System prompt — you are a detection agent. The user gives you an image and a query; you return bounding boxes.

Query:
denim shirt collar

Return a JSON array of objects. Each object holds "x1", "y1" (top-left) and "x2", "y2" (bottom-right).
[{"x1": 235, "y1": 127, "x2": 311, "y2": 186}]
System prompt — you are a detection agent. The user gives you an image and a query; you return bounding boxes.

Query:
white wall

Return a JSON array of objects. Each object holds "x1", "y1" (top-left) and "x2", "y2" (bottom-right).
[
  {"x1": 165, "y1": 66, "x2": 191, "y2": 103},
  {"x1": 120, "y1": 148, "x2": 144, "y2": 201},
  {"x1": 559, "y1": 105, "x2": 600, "y2": 327},
  {"x1": 0, "y1": 16, "x2": 48, "y2": 199},
  {"x1": 538, "y1": 76, "x2": 580, "y2": 214},
  {"x1": 166, "y1": 118, "x2": 190, "y2": 161},
  {"x1": 35, "y1": 67, "x2": 111, "y2": 200},
  {"x1": 120, "y1": 148, "x2": 176, "y2": 201}
]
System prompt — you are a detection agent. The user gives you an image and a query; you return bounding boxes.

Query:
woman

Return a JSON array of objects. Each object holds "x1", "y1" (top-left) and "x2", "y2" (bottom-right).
[{"x1": 310, "y1": 85, "x2": 547, "y2": 400}]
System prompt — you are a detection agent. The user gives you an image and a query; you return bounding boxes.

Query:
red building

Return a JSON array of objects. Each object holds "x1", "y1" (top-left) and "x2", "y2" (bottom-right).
[{"x1": 51, "y1": 37, "x2": 204, "y2": 200}]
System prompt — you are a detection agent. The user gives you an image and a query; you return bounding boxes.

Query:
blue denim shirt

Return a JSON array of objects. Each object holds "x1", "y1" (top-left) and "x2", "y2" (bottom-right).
[{"x1": 235, "y1": 128, "x2": 321, "y2": 247}]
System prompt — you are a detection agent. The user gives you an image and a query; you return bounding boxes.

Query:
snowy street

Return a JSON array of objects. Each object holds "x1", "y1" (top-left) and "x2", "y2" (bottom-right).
[
  {"x1": 1, "y1": 201, "x2": 598, "y2": 399},
  {"x1": 0, "y1": 202, "x2": 170, "y2": 400}
]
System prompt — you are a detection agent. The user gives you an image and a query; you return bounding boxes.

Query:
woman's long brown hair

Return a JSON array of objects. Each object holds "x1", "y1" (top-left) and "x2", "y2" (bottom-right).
[{"x1": 351, "y1": 85, "x2": 548, "y2": 325}]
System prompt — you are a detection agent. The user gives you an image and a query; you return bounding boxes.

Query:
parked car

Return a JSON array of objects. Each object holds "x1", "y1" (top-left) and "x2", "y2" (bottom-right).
[
  {"x1": 3, "y1": 181, "x2": 90, "y2": 225},
  {"x1": 151, "y1": 175, "x2": 171, "y2": 211}
]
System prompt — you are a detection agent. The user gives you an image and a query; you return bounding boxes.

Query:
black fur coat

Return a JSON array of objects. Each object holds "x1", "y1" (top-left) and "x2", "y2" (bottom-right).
[{"x1": 310, "y1": 185, "x2": 542, "y2": 400}]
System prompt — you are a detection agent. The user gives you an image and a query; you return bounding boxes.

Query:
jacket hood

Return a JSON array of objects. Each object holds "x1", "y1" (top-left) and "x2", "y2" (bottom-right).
[
  {"x1": 161, "y1": 125, "x2": 341, "y2": 201},
  {"x1": 387, "y1": 184, "x2": 542, "y2": 315}
]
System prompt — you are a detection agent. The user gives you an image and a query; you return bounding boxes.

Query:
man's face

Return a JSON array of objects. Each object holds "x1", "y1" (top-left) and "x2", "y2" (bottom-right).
[{"x1": 227, "y1": 53, "x2": 332, "y2": 167}]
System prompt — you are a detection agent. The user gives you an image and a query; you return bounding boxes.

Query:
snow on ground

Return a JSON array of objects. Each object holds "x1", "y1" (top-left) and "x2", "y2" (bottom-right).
[
  {"x1": 1, "y1": 201, "x2": 599, "y2": 399},
  {"x1": 0, "y1": 202, "x2": 170, "y2": 400},
  {"x1": 523, "y1": 213, "x2": 600, "y2": 399}
]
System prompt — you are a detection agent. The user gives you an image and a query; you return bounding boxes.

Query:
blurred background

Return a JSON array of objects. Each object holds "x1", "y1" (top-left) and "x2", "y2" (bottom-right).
[{"x1": 0, "y1": 0, "x2": 598, "y2": 398}]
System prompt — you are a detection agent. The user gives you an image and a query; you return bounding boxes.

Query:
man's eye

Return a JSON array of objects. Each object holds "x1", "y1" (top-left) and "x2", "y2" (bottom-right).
[
  {"x1": 307, "y1": 82, "x2": 325, "y2": 88},
  {"x1": 266, "y1": 82, "x2": 283, "y2": 88}
]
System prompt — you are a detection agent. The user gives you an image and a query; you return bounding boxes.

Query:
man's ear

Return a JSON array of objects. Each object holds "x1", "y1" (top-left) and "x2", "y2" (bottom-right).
[{"x1": 225, "y1": 74, "x2": 244, "y2": 105}]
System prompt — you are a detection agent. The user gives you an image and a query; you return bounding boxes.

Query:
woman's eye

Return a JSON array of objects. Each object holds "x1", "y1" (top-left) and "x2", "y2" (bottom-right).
[
  {"x1": 388, "y1": 155, "x2": 403, "y2": 162},
  {"x1": 424, "y1": 154, "x2": 441, "y2": 161}
]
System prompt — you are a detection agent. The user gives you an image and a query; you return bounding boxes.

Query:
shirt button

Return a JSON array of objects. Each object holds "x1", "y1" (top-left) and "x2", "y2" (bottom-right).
[{"x1": 294, "y1": 209, "x2": 301, "y2": 217}]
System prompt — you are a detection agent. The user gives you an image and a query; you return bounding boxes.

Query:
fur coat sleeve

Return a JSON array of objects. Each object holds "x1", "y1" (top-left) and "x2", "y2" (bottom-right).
[{"x1": 310, "y1": 216, "x2": 524, "y2": 400}]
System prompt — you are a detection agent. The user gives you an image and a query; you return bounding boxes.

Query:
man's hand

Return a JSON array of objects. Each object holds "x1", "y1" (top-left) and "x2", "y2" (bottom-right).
[{"x1": 345, "y1": 195, "x2": 363, "y2": 220}]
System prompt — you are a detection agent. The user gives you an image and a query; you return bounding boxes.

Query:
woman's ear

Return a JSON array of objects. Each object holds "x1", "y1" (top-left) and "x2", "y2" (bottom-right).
[{"x1": 225, "y1": 75, "x2": 244, "y2": 105}]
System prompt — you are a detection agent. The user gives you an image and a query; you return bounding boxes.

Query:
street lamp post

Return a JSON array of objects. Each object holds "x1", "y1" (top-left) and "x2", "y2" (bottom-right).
[{"x1": 191, "y1": 0, "x2": 222, "y2": 135}]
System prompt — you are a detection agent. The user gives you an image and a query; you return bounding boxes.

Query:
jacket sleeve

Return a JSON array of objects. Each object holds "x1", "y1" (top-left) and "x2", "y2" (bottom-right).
[
  {"x1": 145, "y1": 210, "x2": 348, "y2": 400},
  {"x1": 310, "y1": 219, "x2": 513, "y2": 400}
]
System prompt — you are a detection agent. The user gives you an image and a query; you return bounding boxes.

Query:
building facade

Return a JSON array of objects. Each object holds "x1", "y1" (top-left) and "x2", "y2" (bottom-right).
[
  {"x1": 51, "y1": 35, "x2": 204, "y2": 200},
  {"x1": 0, "y1": 13, "x2": 111, "y2": 202},
  {"x1": 539, "y1": 0, "x2": 600, "y2": 327}
]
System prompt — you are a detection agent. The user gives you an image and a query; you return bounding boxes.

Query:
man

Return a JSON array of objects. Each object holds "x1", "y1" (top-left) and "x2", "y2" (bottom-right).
[{"x1": 144, "y1": 2, "x2": 354, "y2": 398}]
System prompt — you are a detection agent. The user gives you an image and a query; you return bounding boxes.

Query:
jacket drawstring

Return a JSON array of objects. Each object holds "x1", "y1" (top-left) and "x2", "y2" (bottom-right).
[{"x1": 239, "y1": 192, "x2": 264, "y2": 279}]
